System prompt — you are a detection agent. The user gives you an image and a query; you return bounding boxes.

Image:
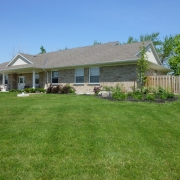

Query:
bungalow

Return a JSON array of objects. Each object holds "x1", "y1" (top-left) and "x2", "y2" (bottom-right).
[{"x1": 0, "y1": 41, "x2": 170, "y2": 93}]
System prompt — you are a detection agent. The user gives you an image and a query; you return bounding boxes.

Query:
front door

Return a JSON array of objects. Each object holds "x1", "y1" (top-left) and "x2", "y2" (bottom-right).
[{"x1": 18, "y1": 76, "x2": 25, "y2": 90}]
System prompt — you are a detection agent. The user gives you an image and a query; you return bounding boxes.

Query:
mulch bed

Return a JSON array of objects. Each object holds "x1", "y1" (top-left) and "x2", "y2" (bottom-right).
[{"x1": 97, "y1": 96, "x2": 179, "y2": 103}]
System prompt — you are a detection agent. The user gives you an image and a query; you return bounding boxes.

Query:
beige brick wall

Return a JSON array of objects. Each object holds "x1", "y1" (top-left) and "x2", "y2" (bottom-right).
[
  {"x1": 46, "y1": 65, "x2": 139, "y2": 93},
  {"x1": 8, "y1": 74, "x2": 17, "y2": 89},
  {"x1": 6, "y1": 65, "x2": 167, "y2": 92}
]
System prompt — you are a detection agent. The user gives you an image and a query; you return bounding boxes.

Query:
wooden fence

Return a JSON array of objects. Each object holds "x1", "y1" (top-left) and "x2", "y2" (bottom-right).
[{"x1": 145, "y1": 75, "x2": 180, "y2": 94}]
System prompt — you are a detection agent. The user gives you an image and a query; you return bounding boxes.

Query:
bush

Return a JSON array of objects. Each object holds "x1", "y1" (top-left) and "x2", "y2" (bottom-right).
[
  {"x1": 94, "y1": 86, "x2": 102, "y2": 95},
  {"x1": 9, "y1": 89, "x2": 17, "y2": 92},
  {"x1": 46, "y1": 85, "x2": 53, "y2": 93},
  {"x1": 145, "y1": 93, "x2": 155, "y2": 100},
  {"x1": 167, "y1": 92, "x2": 174, "y2": 98},
  {"x1": 36, "y1": 88, "x2": 46, "y2": 93},
  {"x1": 57, "y1": 85, "x2": 63, "y2": 94},
  {"x1": 132, "y1": 94, "x2": 143, "y2": 100},
  {"x1": 160, "y1": 92, "x2": 168, "y2": 100},
  {"x1": 24, "y1": 88, "x2": 36, "y2": 93},
  {"x1": 62, "y1": 84, "x2": 76, "y2": 94},
  {"x1": 112, "y1": 92, "x2": 127, "y2": 100},
  {"x1": 51, "y1": 86, "x2": 58, "y2": 93}
]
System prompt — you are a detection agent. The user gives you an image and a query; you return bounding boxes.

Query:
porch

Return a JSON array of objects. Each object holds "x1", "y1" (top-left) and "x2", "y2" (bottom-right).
[{"x1": 0, "y1": 70, "x2": 47, "y2": 91}]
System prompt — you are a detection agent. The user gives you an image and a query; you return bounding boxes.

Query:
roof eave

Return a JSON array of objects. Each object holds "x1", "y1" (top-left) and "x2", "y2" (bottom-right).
[{"x1": 148, "y1": 62, "x2": 172, "y2": 72}]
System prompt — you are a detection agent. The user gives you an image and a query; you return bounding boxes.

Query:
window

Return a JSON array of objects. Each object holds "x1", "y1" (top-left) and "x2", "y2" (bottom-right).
[
  {"x1": 75, "y1": 68, "x2": 84, "y2": 83},
  {"x1": 5, "y1": 75, "x2": 8, "y2": 84},
  {"x1": 52, "y1": 71, "x2": 59, "y2": 83},
  {"x1": 89, "y1": 67, "x2": 99, "y2": 83},
  {"x1": 35, "y1": 73, "x2": 39, "y2": 84}
]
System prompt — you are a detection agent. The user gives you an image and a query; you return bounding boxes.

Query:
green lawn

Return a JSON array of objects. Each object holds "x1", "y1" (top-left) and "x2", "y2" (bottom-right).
[{"x1": 0, "y1": 93, "x2": 180, "y2": 180}]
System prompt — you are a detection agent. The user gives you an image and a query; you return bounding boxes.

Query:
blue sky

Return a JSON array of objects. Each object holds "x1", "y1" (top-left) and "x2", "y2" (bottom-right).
[{"x1": 0, "y1": 0, "x2": 180, "y2": 63}]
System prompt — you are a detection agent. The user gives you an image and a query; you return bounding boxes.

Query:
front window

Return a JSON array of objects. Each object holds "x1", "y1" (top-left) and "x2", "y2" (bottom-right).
[
  {"x1": 89, "y1": 67, "x2": 99, "y2": 83},
  {"x1": 52, "y1": 71, "x2": 59, "y2": 83},
  {"x1": 35, "y1": 73, "x2": 39, "y2": 84},
  {"x1": 75, "y1": 68, "x2": 84, "y2": 83}
]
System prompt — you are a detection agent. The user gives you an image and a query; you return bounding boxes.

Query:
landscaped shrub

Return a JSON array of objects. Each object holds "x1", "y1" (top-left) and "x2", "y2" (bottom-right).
[
  {"x1": 97, "y1": 85, "x2": 176, "y2": 102},
  {"x1": 51, "y1": 86, "x2": 58, "y2": 93},
  {"x1": 17, "y1": 90, "x2": 23, "y2": 93},
  {"x1": 46, "y1": 85, "x2": 53, "y2": 93},
  {"x1": 9, "y1": 89, "x2": 17, "y2": 92},
  {"x1": 62, "y1": 84, "x2": 76, "y2": 94},
  {"x1": 57, "y1": 85, "x2": 63, "y2": 94},
  {"x1": 145, "y1": 93, "x2": 155, "y2": 100},
  {"x1": 36, "y1": 88, "x2": 46, "y2": 93},
  {"x1": 24, "y1": 88, "x2": 35, "y2": 93},
  {"x1": 132, "y1": 94, "x2": 143, "y2": 100},
  {"x1": 160, "y1": 92, "x2": 168, "y2": 100},
  {"x1": 167, "y1": 92, "x2": 175, "y2": 98},
  {"x1": 112, "y1": 92, "x2": 127, "y2": 100},
  {"x1": 102, "y1": 85, "x2": 113, "y2": 91},
  {"x1": 94, "y1": 86, "x2": 102, "y2": 95}
]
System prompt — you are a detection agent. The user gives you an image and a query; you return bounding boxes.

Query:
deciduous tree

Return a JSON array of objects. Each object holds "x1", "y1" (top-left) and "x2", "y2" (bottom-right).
[
  {"x1": 169, "y1": 34, "x2": 180, "y2": 75},
  {"x1": 39, "y1": 46, "x2": 46, "y2": 54}
]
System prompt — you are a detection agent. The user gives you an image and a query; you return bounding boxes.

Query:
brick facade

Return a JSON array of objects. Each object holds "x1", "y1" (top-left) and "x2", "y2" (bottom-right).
[{"x1": 6, "y1": 64, "x2": 167, "y2": 93}]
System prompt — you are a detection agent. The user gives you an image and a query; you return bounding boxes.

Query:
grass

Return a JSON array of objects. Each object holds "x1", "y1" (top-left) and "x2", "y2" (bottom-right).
[{"x1": 0, "y1": 93, "x2": 180, "y2": 180}]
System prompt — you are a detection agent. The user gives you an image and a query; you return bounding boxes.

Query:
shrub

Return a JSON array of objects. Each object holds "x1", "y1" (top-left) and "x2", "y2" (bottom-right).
[
  {"x1": 133, "y1": 89, "x2": 141, "y2": 95},
  {"x1": 112, "y1": 92, "x2": 127, "y2": 100},
  {"x1": 46, "y1": 84, "x2": 53, "y2": 93},
  {"x1": 167, "y1": 92, "x2": 174, "y2": 98},
  {"x1": 160, "y1": 92, "x2": 168, "y2": 100},
  {"x1": 17, "y1": 90, "x2": 23, "y2": 93},
  {"x1": 62, "y1": 84, "x2": 76, "y2": 94},
  {"x1": 51, "y1": 86, "x2": 58, "y2": 93},
  {"x1": 159, "y1": 87, "x2": 166, "y2": 93},
  {"x1": 9, "y1": 89, "x2": 17, "y2": 92},
  {"x1": 57, "y1": 85, "x2": 63, "y2": 94},
  {"x1": 94, "y1": 86, "x2": 102, "y2": 95},
  {"x1": 102, "y1": 86, "x2": 113, "y2": 91},
  {"x1": 132, "y1": 94, "x2": 143, "y2": 100},
  {"x1": 113, "y1": 84, "x2": 122, "y2": 93},
  {"x1": 145, "y1": 93, "x2": 155, "y2": 100},
  {"x1": 36, "y1": 88, "x2": 45, "y2": 93}
]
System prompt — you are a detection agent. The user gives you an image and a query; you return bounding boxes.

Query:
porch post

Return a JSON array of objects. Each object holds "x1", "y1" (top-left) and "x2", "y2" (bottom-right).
[
  {"x1": 32, "y1": 70, "x2": 35, "y2": 89},
  {"x1": 2, "y1": 73, "x2": 5, "y2": 91}
]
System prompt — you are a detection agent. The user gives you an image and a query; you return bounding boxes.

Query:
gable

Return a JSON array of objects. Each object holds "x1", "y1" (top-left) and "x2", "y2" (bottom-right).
[
  {"x1": 136, "y1": 43, "x2": 162, "y2": 65},
  {"x1": 145, "y1": 45, "x2": 159, "y2": 64},
  {"x1": 6, "y1": 54, "x2": 33, "y2": 67}
]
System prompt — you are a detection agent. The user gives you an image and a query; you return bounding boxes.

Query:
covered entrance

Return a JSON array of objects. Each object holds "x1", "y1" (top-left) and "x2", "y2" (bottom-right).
[{"x1": 18, "y1": 76, "x2": 25, "y2": 90}]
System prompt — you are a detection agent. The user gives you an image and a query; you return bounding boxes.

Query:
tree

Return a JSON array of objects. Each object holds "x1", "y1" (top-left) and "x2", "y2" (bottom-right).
[
  {"x1": 169, "y1": 34, "x2": 180, "y2": 75},
  {"x1": 137, "y1": 43, "x2": 149, "y2": 89},
  {"x1": 159, "y1": 35, "x2": 174, "y2": 65},
  {"x1": 126, "y1": 36, "x2": 138, "y2": 43},
  {"x1": 94, "y1": 40, "x2": 101, "y2": 45},
  {"x1": 39, "y1": 46, "x2": 46, "y2": 54}
]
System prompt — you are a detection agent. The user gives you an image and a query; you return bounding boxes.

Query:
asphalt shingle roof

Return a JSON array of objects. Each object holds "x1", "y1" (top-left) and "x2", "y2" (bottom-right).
[{"x1": 0, "y1": 41, "x2": 150, "y2": 71}]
